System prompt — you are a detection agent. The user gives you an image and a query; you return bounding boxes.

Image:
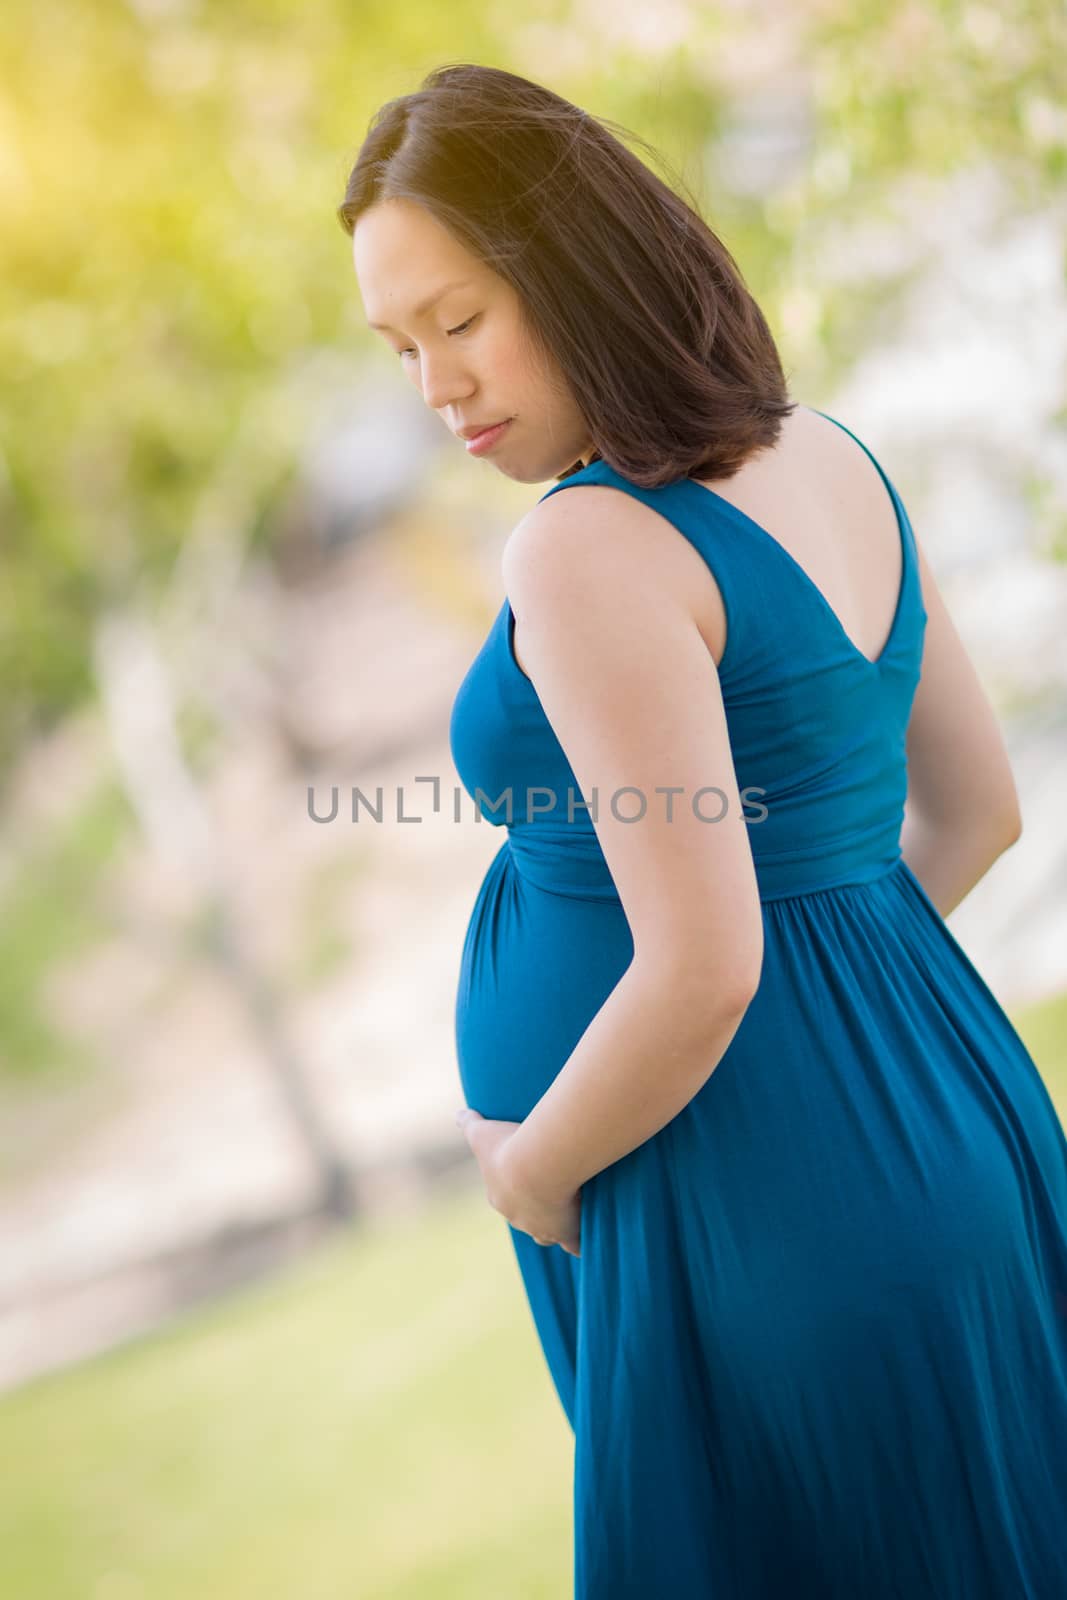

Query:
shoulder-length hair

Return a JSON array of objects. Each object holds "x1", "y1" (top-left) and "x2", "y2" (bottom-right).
[{"x1": 336, "y1": 62, "x2": 796, "y2": 489}]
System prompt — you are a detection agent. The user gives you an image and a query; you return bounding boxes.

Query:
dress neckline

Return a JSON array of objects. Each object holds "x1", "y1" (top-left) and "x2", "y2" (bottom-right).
[
  {"x1": 510, "y1": 413, "x2": 912, "y2": 681},
  {"x1": 680, "y1": 469, "x2": 910, "y2": 673}
]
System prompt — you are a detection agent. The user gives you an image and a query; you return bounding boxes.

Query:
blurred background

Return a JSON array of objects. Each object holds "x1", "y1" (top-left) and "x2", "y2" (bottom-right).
[{"x1": 1, "y1": 1, "x2": 1066, "y2": 1594}]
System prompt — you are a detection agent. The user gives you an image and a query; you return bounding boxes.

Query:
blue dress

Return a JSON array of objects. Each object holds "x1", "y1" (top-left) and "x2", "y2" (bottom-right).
[{"x1": 448, "y1": 411, "x2": 1067, "y2": 1597}]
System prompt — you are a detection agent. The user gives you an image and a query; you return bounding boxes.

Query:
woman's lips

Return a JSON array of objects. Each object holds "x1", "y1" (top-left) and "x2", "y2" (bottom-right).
[{"x1": 464, "y1": 418, "x2": 513, "y2": 455}]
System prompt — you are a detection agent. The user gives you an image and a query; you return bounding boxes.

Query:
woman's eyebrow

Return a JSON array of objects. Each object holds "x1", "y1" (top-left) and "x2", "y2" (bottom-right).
[{"x1": 366, "y1": 278, "x2": 474, "y2": 332}]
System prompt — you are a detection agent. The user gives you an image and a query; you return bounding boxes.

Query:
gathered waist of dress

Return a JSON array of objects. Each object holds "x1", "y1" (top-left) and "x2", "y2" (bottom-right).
[
  {"x1": 503, "y1": 823, "x2": 906, "y2": 905},
  {"x1": 505, "y1": 825, "x2": 620, "y2": 902}
]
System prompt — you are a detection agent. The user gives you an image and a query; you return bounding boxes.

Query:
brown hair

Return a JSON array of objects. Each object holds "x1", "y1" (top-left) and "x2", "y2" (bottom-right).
[{"x1": 336, "y1": 62, "x2": 796, "y2": 489}]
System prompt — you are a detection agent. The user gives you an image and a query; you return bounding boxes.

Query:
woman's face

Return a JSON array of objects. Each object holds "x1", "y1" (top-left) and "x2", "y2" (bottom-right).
[{"x1": 352, "y1": 198, "x2": 595, "y2": 483}]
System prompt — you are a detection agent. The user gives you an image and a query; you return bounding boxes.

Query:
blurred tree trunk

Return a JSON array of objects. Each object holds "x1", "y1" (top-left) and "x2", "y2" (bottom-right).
[{"x1": 92, "y1": 605, "x2": 357, "y2": 1222}]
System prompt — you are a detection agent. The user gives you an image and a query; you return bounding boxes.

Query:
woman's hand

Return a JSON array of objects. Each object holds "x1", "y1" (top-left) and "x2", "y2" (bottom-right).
[{"x1": 455, "y1": 1108, "x2": 582, "y2": 1256}]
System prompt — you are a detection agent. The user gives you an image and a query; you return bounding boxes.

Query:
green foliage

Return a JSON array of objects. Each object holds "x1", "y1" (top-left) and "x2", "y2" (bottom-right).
[
  {"x1": 808, "y1": 0, "x2": 1066, "y2": 187},
  {"x1": 0, "y1": 2, "x2": 510, "y2": 768}
]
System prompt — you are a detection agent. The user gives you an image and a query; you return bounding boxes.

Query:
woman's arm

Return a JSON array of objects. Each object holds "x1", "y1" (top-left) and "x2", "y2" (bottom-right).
[
  {"x1": 492, "y1": 487, "x2": 764, "y2": 1200},
  {"x1": 899, "y1": 528, "x2": 1023, "y2": 920},
  {"x1": 500, "y1": 946, "x2": 753, "y2": 1204},
  {"x1": 899, "y1": 798, "x2": 1021, "y2": 919}
]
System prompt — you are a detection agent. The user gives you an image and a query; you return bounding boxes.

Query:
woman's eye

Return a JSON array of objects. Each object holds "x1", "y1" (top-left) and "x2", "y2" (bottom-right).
[{"x1": 398, "y1": 315, "x2": 478, "y2": 361}]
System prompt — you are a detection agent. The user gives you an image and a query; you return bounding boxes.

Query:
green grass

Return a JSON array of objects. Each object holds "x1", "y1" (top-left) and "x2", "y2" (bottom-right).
[
  {"x1": 0, "y1": 1177, "x2": 574, "y2": 1600},
  {"x1": 1014, "y1": 987, "x2": 1067, "y2": 1112},
  {"x1": 1, "y1": 989, "x2": 1064, "y2": 1600}
]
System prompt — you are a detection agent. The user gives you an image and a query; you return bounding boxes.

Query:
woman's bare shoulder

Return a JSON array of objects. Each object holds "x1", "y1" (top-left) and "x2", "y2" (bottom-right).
[{"x1": 504, "y1": 481, "x2": 728, "y2": 672}]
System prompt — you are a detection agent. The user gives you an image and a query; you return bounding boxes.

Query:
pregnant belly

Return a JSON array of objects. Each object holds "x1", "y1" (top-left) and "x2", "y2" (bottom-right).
[{"x1": 455, "y1": 841, "x2": 635, "y2": 1122}]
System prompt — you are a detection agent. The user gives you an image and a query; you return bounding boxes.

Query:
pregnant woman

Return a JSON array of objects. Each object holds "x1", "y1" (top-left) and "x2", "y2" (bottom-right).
[{"x1": 338, "y1": 62, "x2": 1067, "y2": 1598}]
